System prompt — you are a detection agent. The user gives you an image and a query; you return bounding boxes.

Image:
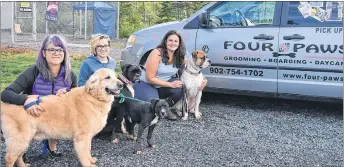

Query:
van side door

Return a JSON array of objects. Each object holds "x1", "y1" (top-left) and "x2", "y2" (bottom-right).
[
  {"x1": 278, "y1": 2, "x2": 343, "y2": 99},
  {"x1": 196, "y1": 2, "x2": 282, "y2": 95}
]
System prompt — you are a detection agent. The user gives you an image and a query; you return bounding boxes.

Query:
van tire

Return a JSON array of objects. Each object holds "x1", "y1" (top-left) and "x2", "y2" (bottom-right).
[{"x1": 139, "y1": 49, "x2": 153, "y2": 67}]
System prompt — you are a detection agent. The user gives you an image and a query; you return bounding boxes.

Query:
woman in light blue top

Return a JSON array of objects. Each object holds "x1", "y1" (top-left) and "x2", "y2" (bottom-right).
[
  {"x1": 134, "y1": 30, "x2": 208, "y2": 120},
  {"x1": 78, "y1": 34, "x2": 116, "y2": 86}
]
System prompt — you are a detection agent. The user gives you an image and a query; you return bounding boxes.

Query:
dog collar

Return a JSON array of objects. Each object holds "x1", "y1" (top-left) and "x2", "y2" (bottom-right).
[
  {"x1": 119, "y1": 74, "x2": 133, "y2": 85},
  {"x1": 184, "y1": 66, "x2": 201, "y2": 76}
]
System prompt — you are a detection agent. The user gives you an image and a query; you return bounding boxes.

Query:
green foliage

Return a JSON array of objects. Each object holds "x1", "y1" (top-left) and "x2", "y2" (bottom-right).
[
  {"x1": 119, "y1": 2, "x2": 144, "y2": 38},
  {"x1": 0, "y1": 52, "x2": 37, "y2": 92},
  {"x1": 119, "y1": 2, "x2": 209, "y2": 38}
]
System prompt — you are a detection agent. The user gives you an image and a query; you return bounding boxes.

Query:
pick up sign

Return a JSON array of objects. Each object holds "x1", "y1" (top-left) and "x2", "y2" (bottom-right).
[{"x1": 297, "y1": 2, "x2": 343, "y2": 22}]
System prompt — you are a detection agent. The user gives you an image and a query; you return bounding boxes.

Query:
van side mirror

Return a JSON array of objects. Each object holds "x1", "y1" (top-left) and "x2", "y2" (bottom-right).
[{"x1": 199, "y1": 11, "x2": 209, "y2": 27}]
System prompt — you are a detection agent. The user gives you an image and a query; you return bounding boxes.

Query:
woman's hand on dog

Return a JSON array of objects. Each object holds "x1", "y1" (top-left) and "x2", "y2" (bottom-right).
[
  {"x1": 200, "y1": 78, "x2": 208, "y2": 91},
  {"x1": 24, "y1": 96, "x2": 44, "y2": 117},
  {"x1": 169, "y1": 80, "x2": 183, "y2": 88},
  {"x1": 56, "y1": 88, "x2": 67, "y2": 96}
]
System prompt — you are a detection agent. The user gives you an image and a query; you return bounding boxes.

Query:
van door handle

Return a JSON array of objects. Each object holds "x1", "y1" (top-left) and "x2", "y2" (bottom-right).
[
  {"x1": 253, "y1": 34, "x2": 274, "y2": 40},
  {"x1": 283, "y1": 34, "x2": 305, "y2": 40},
  {"x1": 272, "y1": 52, "x2": 296, "y2": 58}
]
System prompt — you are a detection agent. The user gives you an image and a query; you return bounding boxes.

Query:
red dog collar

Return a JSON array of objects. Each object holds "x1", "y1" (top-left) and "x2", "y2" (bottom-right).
[{"x1": 119, "y1": 74, "x2": 133, "y2": 85}]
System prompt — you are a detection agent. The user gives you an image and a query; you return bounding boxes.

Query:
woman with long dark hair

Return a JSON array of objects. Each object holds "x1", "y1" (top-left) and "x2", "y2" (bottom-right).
[{"x1": 134, "y1": 30, "x2": 208, "y2": 120}]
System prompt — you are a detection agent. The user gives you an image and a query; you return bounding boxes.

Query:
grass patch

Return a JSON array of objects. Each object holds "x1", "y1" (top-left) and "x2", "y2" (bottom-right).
[{"x1": 1, "y1": 49, "x2": 121, "y2": 93}]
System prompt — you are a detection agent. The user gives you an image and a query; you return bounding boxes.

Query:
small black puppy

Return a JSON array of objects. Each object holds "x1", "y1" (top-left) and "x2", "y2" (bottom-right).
[
  {"x1": 113, "y1": 98, "x2": 169, "y2": 154},
  {"x1": 96, "y1": 64, "x2": 141, "y2": 140}
]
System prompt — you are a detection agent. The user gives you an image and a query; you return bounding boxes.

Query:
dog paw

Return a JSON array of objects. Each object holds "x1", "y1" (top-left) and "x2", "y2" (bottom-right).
[
  {"x1": 176, "y1": 111, "x2": 183, "y2": 117},
  {"x1": 112, "y1": 138, "x2": 119, "y2": 144},
  {"x1": 147, "y1": 139, "x2": 154, "y2": 147},
  {"x1": 18, "y1": 163, "x2": 30, "y2": 167},
  {"x1": 195, "y1": 112, "x2": 202, "y2": 120},
  {"x1": 121, "y1": 127, "x2": 128, "y2": 134},
  {"x1": 90, "y1": 157, "x2": 97, "y2": 164},
  {"x1": 81, "y1": 162, "x2": 97, "y2": 167},
  {"x1": 133, "y1": 145, "x2": 144, "y2": 154},
  {"x1": 148, "y1": 144, "x2": 156, "y2": 148},
  {"x1": 182, "y1": 113, "x2": 189, "y2": 120},
  {"x1": 134, "y1": 150, "x2": 143, "y2": 155},
  {"x1": 128, "y1": 135, "x2": 137, "y2": 141}
]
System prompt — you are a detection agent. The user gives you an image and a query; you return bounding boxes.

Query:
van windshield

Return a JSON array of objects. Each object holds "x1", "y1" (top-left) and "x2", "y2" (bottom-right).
[
  {"x1": 208, "y1": 1, "x2": 275, "y2": 27},
  {"x1": 212, "y1": 1, "x2": 263, "y2": 16}
]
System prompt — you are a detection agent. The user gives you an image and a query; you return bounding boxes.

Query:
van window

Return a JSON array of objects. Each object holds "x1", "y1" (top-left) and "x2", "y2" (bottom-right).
[
  {"x1": 209, "y1": 1, "x2": 276, "y2": 28},
  {"x1": 287, "y1": 1, "x2": 343, "y2": 26}
]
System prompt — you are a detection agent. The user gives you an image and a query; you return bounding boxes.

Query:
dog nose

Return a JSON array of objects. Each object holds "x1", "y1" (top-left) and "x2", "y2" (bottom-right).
[
  {"x1": 208, "y1": 60, "x2": 211, "y2": 64},
  {"x1": 161, "y1": 111, "x2": 167, "y2": 117},
  {"x1": 117, "y1": 82, "x2": 123, "y2": 89}
]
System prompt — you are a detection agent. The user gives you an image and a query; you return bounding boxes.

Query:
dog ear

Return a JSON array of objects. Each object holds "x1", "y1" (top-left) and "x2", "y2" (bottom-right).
[
  {"x1": 192, "y1": 51, "x2": 198, "y2": 59},
  {"x1": 85, "y1": 74, "x2": 99, "y2": 92},
  {"x1": 199, "y1": 50, "x2": 205, "y2": 56},
  {"x1": 150, "y1": 98, "x2": 159, "y2": 113},
  {"x1": 121, "y1": 64, "x2": 131, "y2": 74},
  {"x1": 139, "y1": 65, "x2": 146, "y2": 71}
]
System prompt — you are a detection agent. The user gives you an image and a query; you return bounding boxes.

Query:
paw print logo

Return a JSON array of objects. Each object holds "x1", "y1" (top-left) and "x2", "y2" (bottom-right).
[
  {"x1": 279, "y1": 43, "x2": 290, "y2": 52},
  {"x1": 202, "y1": 45, "x2": 209, "y2": 53}
]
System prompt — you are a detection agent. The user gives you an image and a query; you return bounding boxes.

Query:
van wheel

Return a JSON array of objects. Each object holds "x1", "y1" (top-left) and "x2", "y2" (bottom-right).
[{"x1": 139, "y1": 50, "x2": 153, "y2": 69}]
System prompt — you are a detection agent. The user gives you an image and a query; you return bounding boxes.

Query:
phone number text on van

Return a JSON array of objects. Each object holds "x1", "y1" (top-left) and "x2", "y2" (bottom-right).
[{"x1": 209, "y1": 67, "x2": 263, "y2": 77}]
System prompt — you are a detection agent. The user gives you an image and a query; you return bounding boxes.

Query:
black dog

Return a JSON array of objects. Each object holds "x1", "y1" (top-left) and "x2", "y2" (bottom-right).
[
  {"x1": 96, "y1": 64, "x2": 141, "y2": 140},
  {"x1": 113, "y1": 98, "x2": 169, "y2": 154}
]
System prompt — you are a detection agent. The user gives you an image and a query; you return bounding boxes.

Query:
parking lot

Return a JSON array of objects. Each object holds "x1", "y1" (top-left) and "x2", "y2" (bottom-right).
[{"x1": 1, "y1": 93, "x2": 342, "y2": 167}]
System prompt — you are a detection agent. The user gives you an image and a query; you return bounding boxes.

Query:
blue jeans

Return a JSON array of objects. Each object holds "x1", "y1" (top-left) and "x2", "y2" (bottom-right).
[{"x1": 133, "y1": 78, "x2": 183, "y2": 105}]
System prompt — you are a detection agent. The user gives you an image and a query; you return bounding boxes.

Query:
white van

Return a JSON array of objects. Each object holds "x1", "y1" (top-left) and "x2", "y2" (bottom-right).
[{"x1": 121, "y1": 1, "x2": 343, "y2": 102}]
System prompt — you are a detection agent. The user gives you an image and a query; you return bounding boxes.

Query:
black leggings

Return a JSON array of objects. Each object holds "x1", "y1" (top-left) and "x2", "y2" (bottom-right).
[{"x1": 133, "y1": 77, "x2": 183, "y2": 105}]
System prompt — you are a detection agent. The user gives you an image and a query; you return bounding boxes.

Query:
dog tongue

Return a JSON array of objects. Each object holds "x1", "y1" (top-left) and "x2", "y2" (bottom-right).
[{"x1": 112, "y1": 90, "x2": 120, "y2": 95}]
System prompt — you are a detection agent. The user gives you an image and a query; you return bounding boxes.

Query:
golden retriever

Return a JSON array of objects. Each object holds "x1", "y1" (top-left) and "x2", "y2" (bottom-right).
[{"x1": 1, "y1": 68, "x2": 123, "y2": 167}]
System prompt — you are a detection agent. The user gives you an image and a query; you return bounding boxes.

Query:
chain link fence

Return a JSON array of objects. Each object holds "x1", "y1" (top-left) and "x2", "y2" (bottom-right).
[{"x1": 1, "y1": 1, "x2": 123, "y2": 54}]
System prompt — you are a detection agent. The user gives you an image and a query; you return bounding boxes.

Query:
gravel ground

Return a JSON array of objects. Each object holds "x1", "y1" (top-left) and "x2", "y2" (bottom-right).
[{"x1": 1, "y1": 93, "x2": 342, "y2": 167}]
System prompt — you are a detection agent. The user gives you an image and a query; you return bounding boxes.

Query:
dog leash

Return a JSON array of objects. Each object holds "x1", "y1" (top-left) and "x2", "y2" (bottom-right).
[
  {"x1": 23, "y1": 95, "x2": 43, "y2": 110},
  {"x1": 116, "y1": 93, "x2": 149, "y2": 103}
]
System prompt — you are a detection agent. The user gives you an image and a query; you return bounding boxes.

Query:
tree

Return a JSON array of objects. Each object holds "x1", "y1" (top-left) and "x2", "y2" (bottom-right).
[{"x1": 119, "y1": 2, "x2": 209, "y2": 38}]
